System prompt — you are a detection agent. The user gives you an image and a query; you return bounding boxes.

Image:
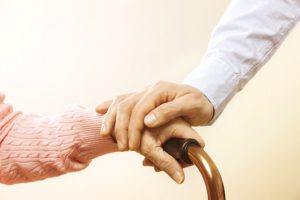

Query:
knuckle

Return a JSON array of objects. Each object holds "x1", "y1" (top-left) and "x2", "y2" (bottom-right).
[
  {"x1": 160, "y1": 89, "x2": 169, "y2": 100},
  {"x1": 183, "y1": 95, "x2": 202, "y2": 113},
  {"x1": 120, "y1": 96, "x2": 138, "y2": 109},
  {"x1": 140, "y1": 134, "x2": 155, "y2": 154},
  {"x1": 114, "y1": 95, "x2": 126, "y2": 103},
  {"x1": 115, "y1": 96, "x2": 122, "y2": 102},
  {"x1": 156, "y1": 107, "x2": 168, "y2": 119},
  {"x1": 114, "y1": 125, "x2": 127, "y2": 137},
  {"x1": 154, "y1": 80, "x2": 167, "y2": 88},
  {"x1": 140, "y1": 142, "x2": 153, "y2": 156},
  {"x1": 117, "y1": 101, "x2": 129, "y2": 112},
  {"x1": 114, "y1": 125, "x2": 122, "y2": 134},
  {"x1": 131, "y1": 107, "x2": 141, "y2": 118},
  {"x1": 189, "y1": 92, "x2": 203, "y2": 102},
  {"x1": 157, "y1": 158, "x2": 171, "y2": 171},
  {"x1": 114, "y1": 132, "x2": 127, "y2": 147},
  {"x1": 162, "y1": 103, "x2": 176, "y2": 113}
]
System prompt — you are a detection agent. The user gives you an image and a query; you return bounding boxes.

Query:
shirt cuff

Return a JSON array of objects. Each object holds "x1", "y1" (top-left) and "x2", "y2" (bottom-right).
[{"x1": 182, "y1": 54, "x2": 240, "y2": 124}]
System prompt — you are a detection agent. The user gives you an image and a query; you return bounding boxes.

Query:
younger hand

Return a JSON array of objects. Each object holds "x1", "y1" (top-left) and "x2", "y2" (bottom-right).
[{"x1": 96, "y1": 81, "x2": 213, "y2": 151}]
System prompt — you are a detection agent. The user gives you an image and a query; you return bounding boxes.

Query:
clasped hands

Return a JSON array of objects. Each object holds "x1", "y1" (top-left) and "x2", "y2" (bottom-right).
[{"x1": 96, "y1": 81, "x2": 214, "y2": 184}]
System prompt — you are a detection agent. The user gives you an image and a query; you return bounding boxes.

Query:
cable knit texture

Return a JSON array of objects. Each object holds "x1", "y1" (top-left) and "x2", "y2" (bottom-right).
[{"x1": 0, "y1": 93, "x2": 117, "y2": 185}]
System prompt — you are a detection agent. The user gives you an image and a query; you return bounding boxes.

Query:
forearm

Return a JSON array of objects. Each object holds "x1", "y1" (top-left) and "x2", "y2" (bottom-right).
[
  {"x1": 184, "y1": 0, "x2": 300, "y2": 123},
  {"x1": 0, "y1": 106, "x2": 117, "y2": 185}
]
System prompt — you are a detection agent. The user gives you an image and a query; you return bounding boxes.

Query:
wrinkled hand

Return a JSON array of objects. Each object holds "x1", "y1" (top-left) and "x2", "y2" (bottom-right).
[
  {"x1": 96, "y1": 81, "x2": 213, "y2": 151},
  {"x1": 137, "y1": 118, "x2": 205, "y2": 184}
]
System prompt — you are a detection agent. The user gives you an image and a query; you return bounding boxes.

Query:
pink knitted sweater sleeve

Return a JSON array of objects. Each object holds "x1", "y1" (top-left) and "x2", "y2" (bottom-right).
[{"x1": 0, "y1": 94, "x2": 118, "y2": 185}]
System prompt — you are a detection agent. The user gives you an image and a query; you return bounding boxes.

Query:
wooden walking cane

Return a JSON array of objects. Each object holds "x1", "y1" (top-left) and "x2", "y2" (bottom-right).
[{"x1": 163, "y1": 138, "x2": 225, "y2": 200}]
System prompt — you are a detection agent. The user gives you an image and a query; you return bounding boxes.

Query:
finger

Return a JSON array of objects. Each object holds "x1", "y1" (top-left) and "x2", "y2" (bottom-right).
[
  {"x1": 0, "y1": 93, "x2": 5, "y2": 103},
  {"x1": 154, "y1": 166, "x2": 161, "y2": 172},
  {"x1": 97, "y1": 93, "x2": 133, "y2": 116},
  {"x1": 114, "y1": 93, "x2": 143, "y2": 151},
  {"x1": 143, "y1": 157, "x2": 190, "y2": 169},
  {"x1": 0, "y1": 104, "x2": 13, "y2": 121},
  {"x1": 144, "y1": 98, "x2": 185, "y2": 128},
  {"x1": 100, "y1": 102, "x2": 118, "y2": 136},
  {"x1": 96, "y1": 100, "x2": 113, "y2": 114},
  {"x1": 100, "y1": 93, "x2": 133, "y2": 136},
  {"x1": 144, "y1": 154, "x2": 191, "y2": 169},
  {"x1": 142, "y1": 158, "x2": 155, "y2": 167},
  {"x1": 114, "y1": 100, "x2": 130, "y2": 151},
  {"x1": 114, "y1": 123, "x2": 128, "y2": 151},
  {"x1": 128, "y1": 90, "x2": 167, "y2": 150},
  {"x1": 143, "y1": 160, "x2": 161, "y2": 172},
  {"x1": 142, "y1": 146, "x2": 184, "y2": 184},
  {"x1": 114, "y1": 109, "x2": 129, "y2": 151},
  {"x1": 143, "y1": 158, "x2": 162, "y2": 172}
]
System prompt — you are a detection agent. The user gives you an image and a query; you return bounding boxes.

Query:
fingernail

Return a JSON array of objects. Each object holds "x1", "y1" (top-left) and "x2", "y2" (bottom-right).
[
  {"x1": 145, "y1": 114, "x2": 156, "y2": 125},
  {"x1": 173, "y1": 172, "x2": 184, "y2": 184}
]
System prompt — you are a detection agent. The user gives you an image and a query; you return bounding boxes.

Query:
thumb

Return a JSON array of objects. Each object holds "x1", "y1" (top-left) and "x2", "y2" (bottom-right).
[{"x1": 144, "y1": 99, "x2": 183, "y2": 128}]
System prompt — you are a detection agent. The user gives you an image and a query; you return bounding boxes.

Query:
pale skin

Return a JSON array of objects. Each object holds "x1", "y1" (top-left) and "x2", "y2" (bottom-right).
[
  {"x1": 136, "y1": 118, "x2": 205, "y2": 184},
  {"x1": 1, "y1": 92, "x2": 200, "y2": 184},
  {"x1": 96, "y1": 81, "x2": 214, "y2": 183}
]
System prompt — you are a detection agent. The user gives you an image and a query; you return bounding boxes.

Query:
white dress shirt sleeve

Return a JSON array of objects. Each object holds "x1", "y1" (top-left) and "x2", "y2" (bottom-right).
[{"x1": 183, "y1": 0, "x2": 300, "y2": 124}]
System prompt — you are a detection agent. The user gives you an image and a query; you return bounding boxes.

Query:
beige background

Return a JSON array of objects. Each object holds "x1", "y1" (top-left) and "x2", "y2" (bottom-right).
[{"x1": 0, "y1": 0, "x2": 300, "y2": 199}]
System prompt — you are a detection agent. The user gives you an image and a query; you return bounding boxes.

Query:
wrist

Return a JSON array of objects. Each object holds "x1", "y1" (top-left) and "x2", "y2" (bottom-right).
[
  {"x1": 183, "y1": 54, "x2": 239, "y2": 124},
  {"x1": 61, "y1": 107, "x2": 118, "y2": 162}
]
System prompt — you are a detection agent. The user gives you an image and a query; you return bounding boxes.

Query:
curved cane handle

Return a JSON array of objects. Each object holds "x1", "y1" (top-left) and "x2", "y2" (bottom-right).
[{"x1": 163, "y1": 138, "x2": 225, "y2": 200}]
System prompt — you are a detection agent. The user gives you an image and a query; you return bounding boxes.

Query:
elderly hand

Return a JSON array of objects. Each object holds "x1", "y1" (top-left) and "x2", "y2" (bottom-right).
[
  {"x1": 96, "y1": 81, "x2": 213, "y2": 151},
  {"x1": 0, "y1": 93, "x2": 13, "y2": 121},
  {"x1": 137, "y1": 118, "x2": 204, "y2": 184}
]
